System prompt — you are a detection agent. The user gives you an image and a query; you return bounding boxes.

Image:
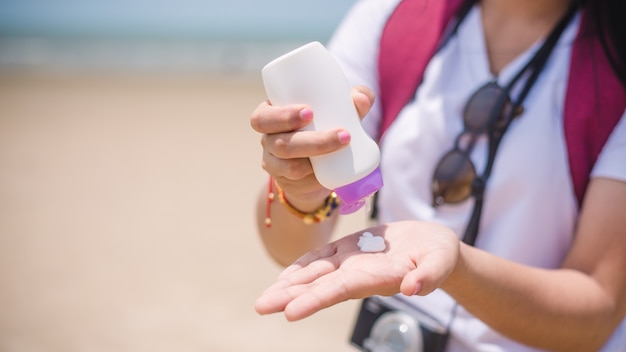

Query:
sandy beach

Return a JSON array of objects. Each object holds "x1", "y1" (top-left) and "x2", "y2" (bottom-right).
[{"x1": 0, "y1": 71, "x2": 369, "y2": 352}]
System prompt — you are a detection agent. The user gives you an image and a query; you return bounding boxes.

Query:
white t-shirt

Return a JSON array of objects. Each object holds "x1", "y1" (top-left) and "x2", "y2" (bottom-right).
[{"x1": 328, "y1": 0, "x2": 626, "y2": 350}]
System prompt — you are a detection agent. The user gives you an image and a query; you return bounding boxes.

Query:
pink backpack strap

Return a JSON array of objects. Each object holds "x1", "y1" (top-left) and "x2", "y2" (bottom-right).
[
  {"x1": 378, "y1": 0, "x2": 626, "y2": 207},
  {"x1": 377, "y1": 0, "x2": 464, "y2": 141},
  {"x1": 564, "y1": 6, "x2": 626, "y2": 205}
]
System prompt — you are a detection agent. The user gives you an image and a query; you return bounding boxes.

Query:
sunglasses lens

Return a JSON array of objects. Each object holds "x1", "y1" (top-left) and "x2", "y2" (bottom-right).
[
  {"x1": 464, "y1": 83, "x2": 506, "y2": 133},
  {"x1": 432, "y1": 150, "x2": 476, "y2": 206}
]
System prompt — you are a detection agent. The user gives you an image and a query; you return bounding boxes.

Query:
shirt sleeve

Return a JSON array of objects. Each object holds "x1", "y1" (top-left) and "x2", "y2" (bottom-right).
[
  {"x1": 326, "y1": 0, "x2": 401, "y2": 139},
  {"x1": 591, "y1": 109, "x2": 626, "y2": 182}
]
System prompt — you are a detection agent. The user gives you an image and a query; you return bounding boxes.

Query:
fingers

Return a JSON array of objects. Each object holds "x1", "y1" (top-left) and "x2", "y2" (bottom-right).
[
  {"x1": 262, "y1": 150, "x2": 313, "y2": 182},
  {"x1": 282, "y1": 242, "x2": 339, "y2": 277},
  {"x1": 255, "y1": 281, "x2": 324, "y2": 318},
  {"x1": 252, "y1": 101, "x2": 351, "y2": 183},
  {"x1": 250, "y1": 102, "x2": 312, "y2": 134},
  {"x1": 400, "y1": 264, "x2": 436, "y2": 297},
  {"x1": 262, "y1": 128, "x2": 351, "y2": 160},
  {"x1": 256, "y1": 246, "x2": 387, "y2": 321},
  {"x1": 260, "y1": 128, "x2": 350, "y2": 184},
  {"x1": 352, "y1": 85, "x2": 375, "y2": 119},
  {"x1": 400, "y1": 267, "x2": 445, "y2": 297},
  {"x1": 401, "y1": 258, "x2": 450, "y2": 296},
  {"x1": 283, "y1": 274, "x2": 353, "y2": 321},
  {"x1": 255, "y1": 244, "x2": 340, "y2": 315},
  {"x1": 257, "y1": 268, "x2": 370, "y2": 321},
  {"x1": 255, "y1": 264, "x2": 341, "y2": 317},
  {"x1": 251, "y1": 86, "x2": 374, "y2": 134},
  {"x1": 400, "y1": 249, "x2": 458, "y2": 297},
  {"x1": 283, "y1": 266, "x2": 389, "y2": 321},
  {"x1": 255, "y1": 282, "x2": 299, "y2": 315}
]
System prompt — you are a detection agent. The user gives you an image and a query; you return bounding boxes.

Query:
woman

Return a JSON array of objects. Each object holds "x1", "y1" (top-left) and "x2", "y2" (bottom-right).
[{"x1": 250, "y1": 0, "x2": 626, "y2": 350}]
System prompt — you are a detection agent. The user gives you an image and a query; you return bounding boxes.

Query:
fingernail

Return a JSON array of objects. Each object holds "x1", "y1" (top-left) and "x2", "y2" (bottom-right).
[
  {"x1": 338, "y1": 130, "x2": 351, "y2": 144},
  {"x1": 412, "y1": 282, "x2": 422, "y2": 296},
  {"x1": 356, "y1": 91, "x2": 370, "y2": 102},
  {"x1": 300, "y1": 108, "x2": 313, "y2": 122}
]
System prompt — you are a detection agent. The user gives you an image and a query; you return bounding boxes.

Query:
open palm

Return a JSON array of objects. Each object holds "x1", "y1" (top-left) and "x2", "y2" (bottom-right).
[{"x1": 255, "y1": 221, "x2": 460, "y2": 321}]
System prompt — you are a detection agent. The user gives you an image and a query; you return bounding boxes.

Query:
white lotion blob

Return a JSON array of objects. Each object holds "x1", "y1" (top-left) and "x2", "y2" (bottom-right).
[{"x1": 357, "y1": 232, "x2": 386, "y2": 253}]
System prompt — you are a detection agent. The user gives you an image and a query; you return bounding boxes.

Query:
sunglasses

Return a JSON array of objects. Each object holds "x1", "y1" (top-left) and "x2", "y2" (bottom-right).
[
  {"x1": 429, "y1": 0, "x2": 579, "y2": 211},
  {"x1": 431, "y1": 81, "x2": 522, "y2": 207}
]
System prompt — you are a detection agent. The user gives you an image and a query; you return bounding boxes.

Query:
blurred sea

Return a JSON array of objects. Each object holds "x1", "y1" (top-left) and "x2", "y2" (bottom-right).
[{"x1": 0, "y1": 0, "x2": 356, "y2": 74}]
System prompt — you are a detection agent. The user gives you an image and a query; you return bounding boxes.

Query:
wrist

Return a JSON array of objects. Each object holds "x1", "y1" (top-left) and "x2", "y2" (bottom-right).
[
  {"x1": 265, "y1": 176, "x2": 341, "y2": 227},
  {"x1": 280, "y1": 188, "x2": 333, "y2": 213},
  {"x1": 440, "y1": 241, "x2": 470, "y2": 294},
  {"x1": 275, "y1": 182, "x2": 340, "y2": 225}
]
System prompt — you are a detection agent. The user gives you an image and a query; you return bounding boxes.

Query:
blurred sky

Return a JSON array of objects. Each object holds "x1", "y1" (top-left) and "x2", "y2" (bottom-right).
[
  {"x1": 0, "y1": 0, "x2": 356, "y2": 40},
  {"x1": 0, "y1": 0, "x2": 359, "y2": 72}
]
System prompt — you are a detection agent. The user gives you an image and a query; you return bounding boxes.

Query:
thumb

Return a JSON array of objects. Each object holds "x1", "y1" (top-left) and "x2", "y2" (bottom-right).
[
  {"x1": 399, "y1": 258, "x2": 450, "y2": 297},
  {"x1": 352, "y1": 85, "x2": 375, "y2": 119}
]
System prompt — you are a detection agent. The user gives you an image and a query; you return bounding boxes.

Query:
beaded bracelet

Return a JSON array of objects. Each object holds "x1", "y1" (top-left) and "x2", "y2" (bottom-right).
[{"x1": 265, "y1": 177, "x2": 340, "y2": 227}]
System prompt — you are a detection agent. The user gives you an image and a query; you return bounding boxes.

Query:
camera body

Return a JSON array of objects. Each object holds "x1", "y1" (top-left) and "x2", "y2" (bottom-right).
[{"x1": 350, "y1": 296, "x2": 450, "y2": 352}]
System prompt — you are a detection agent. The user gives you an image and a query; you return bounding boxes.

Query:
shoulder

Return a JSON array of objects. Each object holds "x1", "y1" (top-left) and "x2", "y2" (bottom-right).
[
  {"x1": 327, "y1": 0, "x2": 401, "y2": 55},
  {"x1": 591, "y1": 110, "x2": 626, "y2": 183},
  {"x1": 327, "y1": 0, "x2": 403, "y2": 138}
]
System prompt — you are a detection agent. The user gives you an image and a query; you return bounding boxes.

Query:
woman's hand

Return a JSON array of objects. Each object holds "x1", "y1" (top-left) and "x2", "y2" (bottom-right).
[
  {"x1": 249, "y1": 86, "x2": 375, "y2": 210},
  {"x1": 255, "y1": 221, "x2": 460, "y2": 321}
]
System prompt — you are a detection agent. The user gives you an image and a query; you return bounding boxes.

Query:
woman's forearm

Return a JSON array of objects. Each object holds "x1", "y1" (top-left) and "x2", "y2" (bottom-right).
[
  {"x1": 255, "y1": 185, "x2": 338, "y2": 267},
  {"x1": 442, "y1": 244, "x2": 621, "y2": 351}
]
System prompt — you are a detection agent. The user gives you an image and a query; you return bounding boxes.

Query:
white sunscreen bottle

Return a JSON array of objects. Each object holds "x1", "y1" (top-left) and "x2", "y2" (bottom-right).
[{"x1": 262, "y1": 41, "x2": 383, "y2": 214}]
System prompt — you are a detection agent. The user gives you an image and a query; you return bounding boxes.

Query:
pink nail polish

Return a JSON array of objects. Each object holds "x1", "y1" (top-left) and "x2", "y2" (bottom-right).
[
  {"x1": 300, "y1": 108, "x2": 313, "y2": 122},
  {"x1": 338, "y1": 130, "x2": 351, "y2": 144}
]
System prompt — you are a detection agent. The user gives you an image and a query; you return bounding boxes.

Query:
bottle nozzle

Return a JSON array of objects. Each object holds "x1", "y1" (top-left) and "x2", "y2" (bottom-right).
[{"x1": 334, "y1": 167, "x2": 383, "y2": 214}]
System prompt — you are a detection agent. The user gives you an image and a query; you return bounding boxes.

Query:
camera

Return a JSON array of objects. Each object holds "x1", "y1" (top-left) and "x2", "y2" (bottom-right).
[{"x1": 350, "y1": 295, "x2": 450, "y2": 352}]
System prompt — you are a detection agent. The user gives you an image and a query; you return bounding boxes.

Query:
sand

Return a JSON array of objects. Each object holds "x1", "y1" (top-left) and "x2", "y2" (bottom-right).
[{"x1": 0, "y1": 71, "x2": 369, "y2": 352}]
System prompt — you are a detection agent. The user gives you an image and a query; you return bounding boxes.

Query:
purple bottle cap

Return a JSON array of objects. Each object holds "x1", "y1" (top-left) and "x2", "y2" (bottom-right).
[{"x1": 334, "y1": 167, "x2": 383, "y2": 215}]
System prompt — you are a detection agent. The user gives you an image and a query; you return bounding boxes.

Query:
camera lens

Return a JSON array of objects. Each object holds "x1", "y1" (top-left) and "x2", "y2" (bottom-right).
[{"x1": 365, "y1": 311, "x2": 423, "y2": 352}]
